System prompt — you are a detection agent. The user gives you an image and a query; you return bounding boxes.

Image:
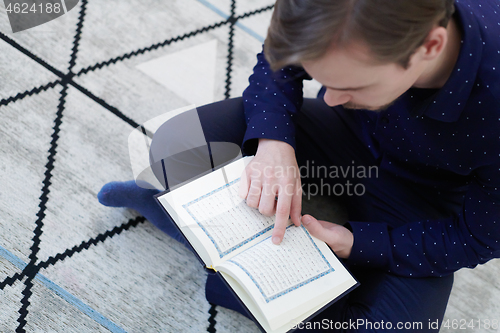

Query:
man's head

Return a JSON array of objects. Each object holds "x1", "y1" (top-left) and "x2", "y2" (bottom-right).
[{"x1": 265, "y1": 0, "x2": 457, "y2": 111}]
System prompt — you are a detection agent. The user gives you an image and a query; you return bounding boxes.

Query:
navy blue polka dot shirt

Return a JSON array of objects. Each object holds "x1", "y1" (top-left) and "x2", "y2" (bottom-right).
[{"x1": 242, "y1": 0, "x2": 500, "y2": 277}]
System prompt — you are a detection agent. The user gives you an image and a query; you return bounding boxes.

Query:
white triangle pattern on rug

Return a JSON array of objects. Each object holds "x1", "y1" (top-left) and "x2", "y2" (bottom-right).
[
  {"x1": 36, "y1": 86, "x2": 138, "y2": 264},
  {"x1": 39, "y1": 222, "x2": 211, "y2": 332},
  {"x1": 0, "y1": 41, "x2": 59, "y2": 100},
  {"x1": 0, "y1": 3, "x2": 80, "y2": 74},
  {"x1": 25, "y1": 281, "x2": 110, "y2": 333},
  {"x1": 0, "y1": 279, "x2": 24, "y2": 333},
  {"x1": 0, "y1": 88, "x2": 61, "y2": 264},
  {"x1": 136, "y1": 39, "x2": 218, "y2": 107}
]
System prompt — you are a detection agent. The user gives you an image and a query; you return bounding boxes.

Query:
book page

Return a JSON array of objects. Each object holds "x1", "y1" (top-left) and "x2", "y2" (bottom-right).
[
  {"x1": 225, "y1": 225, "x2": 334, "y2": 302},
  {"x1": 182, "y1": 179, "x2": 275, "y2": 259},
  {"x1": 217, "y1": 225, "x2": 357, "y2": 331},
  {"x1": 158, "y1": 156, "x2": 280, "y2": 267}
]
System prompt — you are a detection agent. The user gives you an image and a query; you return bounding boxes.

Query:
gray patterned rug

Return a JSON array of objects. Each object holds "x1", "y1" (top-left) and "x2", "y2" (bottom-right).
[{"x1": 0, "y1": 1, "x2": 498, "y2": 332}]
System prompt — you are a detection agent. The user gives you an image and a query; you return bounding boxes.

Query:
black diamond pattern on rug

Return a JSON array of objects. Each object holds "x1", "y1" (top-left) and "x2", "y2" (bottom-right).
[{"x1": 0, "y1": 0, "x2": 273, "y2": 332}]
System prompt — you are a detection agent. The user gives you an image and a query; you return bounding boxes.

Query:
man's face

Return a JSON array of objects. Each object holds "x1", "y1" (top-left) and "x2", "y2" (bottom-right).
[{"x1": 301, "y1": 42, "x2": 426, "y2": 111}]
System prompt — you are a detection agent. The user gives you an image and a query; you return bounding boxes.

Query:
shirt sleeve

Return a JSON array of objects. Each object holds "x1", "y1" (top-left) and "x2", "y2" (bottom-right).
[
  {"x1": 346, "y1": 163, "x2": 500, "y2": 277},
  {"x1": 241, "y1": 46, "x2": 310, "y2": 154}
]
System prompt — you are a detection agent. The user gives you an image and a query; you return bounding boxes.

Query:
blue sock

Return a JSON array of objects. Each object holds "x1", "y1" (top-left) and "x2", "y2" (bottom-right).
[{"x1": 98, "y1": 181, "x2": 189, "y2": 246}]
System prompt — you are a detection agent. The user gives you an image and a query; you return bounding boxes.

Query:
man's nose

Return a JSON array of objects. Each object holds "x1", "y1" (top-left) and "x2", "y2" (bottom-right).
[{"x1": 323, "y1": 89, "x2": 351, "y2": 107}]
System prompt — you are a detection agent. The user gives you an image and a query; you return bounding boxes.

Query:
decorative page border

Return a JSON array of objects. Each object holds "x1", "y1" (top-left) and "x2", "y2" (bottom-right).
[
  {"x1": 183, "y1": 178, "x2": 274, "y2": 258},
  {"x1": 228, "y1": 226, "x2": 335, "y2": 303}
]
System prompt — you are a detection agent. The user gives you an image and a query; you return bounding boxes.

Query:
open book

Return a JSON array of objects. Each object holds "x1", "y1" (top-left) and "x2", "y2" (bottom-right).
[{"x1": 156, "y1": 156, "x2": 358, "y2": 333}]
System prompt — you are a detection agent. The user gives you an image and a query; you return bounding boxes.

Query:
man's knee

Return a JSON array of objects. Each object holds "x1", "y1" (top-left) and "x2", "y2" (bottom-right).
[{"x1": 149, "y1": 100, "x2": 246, "y2": 190}]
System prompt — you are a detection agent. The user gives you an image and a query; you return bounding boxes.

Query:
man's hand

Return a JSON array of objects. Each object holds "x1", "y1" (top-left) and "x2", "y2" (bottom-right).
[
  {"x1": 301, "y1": 214, "x2": 353, "y2": 259},
  {"x1": 238, "y1": 139, "x2": 302, "y2": 244}
]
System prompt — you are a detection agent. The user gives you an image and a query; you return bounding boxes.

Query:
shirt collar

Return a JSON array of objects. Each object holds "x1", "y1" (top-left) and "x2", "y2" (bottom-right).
[{"x1": 414, "y1": 0, "x2": 483, "y2": 122}]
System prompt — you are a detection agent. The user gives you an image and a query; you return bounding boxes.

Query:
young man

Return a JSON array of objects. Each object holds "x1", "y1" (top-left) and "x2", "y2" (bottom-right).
[{"x1": 100, "y1": 0, "x2": 500, "y2": 331}]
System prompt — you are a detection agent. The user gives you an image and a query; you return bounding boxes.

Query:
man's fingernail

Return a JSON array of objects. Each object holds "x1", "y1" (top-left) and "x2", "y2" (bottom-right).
[
  {"x1": 272, "y1": 237, "x2": 281, "y2": 245},
  {"x1": 302, "y1": 215, "x2": 311, "y2": 225}
]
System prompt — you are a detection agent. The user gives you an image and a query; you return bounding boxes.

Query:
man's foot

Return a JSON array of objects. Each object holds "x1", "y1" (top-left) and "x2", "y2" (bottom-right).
[{"x1": 98, "y1": 181, "x2": 188, "y2": 246}]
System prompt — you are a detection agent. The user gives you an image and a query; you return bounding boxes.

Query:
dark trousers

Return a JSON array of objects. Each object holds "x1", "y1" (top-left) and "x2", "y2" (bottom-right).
[{"x1": 150, "y1": 98, "x2": 455, "y2": 332}]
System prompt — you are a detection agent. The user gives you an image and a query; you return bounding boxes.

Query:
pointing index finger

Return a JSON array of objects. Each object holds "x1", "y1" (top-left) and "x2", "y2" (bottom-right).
[{"x1": 272, "y1": 189, "x2": 293, "y2": 244}]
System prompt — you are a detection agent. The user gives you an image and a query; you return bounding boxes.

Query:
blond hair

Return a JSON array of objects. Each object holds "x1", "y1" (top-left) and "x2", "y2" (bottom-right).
[{"x1": 265, "y1": 0, "x2": 455, "y2": 71}]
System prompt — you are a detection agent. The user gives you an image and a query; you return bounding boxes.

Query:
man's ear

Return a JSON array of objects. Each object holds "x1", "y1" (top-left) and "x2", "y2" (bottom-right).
[{"x1": 419, "y1": 26, "x2": 449, "y2": 61}]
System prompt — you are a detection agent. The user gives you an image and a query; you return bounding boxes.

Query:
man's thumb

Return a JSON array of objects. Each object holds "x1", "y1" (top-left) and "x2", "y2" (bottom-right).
[
  {"x1": 301, "y1": 214, "x2": 316, "y2": 226},
  {"x1": 302, "y1": 215, "x2": 325, "y2": 240}
]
